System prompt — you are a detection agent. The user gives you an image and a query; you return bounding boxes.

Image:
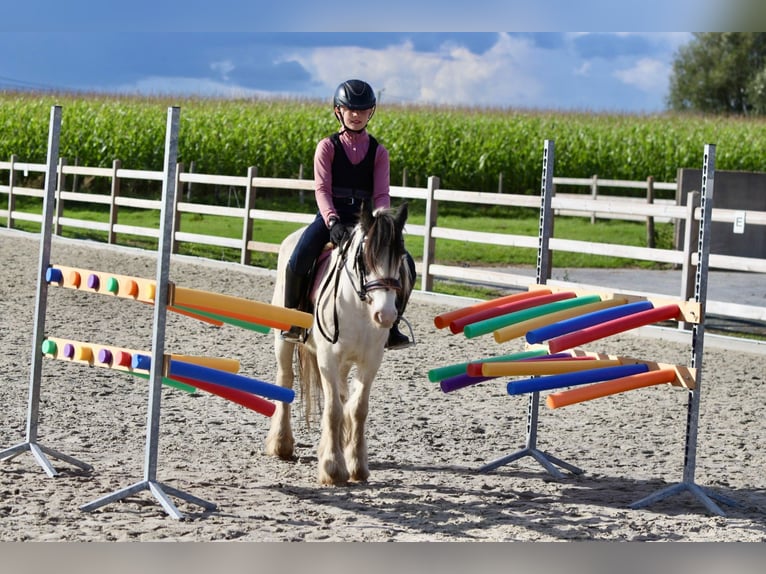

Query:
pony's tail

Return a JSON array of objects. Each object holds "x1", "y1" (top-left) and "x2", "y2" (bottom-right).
[{"x1": 297, "y1": 345, "x2": 322, "y2": 428}]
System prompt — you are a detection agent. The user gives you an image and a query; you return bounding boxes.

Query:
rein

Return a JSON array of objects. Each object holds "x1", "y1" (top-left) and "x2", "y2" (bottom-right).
[{"x1": 314, "y1": 231, "x2": 401, "y2": 344}]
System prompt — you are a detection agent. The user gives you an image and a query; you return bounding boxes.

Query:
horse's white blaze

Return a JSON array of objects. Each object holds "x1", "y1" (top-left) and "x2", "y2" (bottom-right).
[{"x1": 369, "y1": 289, "x2": 398, "y2": 328}]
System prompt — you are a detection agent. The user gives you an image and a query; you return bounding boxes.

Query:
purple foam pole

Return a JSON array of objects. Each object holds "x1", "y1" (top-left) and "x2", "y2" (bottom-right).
[
  {"x1": 440, "y1": 373, "x2": 496, "y2": 393},
  {"x1": 506, "y1": 363, "x2": 649, "y2": 395}
]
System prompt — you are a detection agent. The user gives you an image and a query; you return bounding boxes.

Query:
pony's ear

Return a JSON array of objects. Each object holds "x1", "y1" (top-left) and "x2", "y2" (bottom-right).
[
  {"x1": 394, "y1": 202, "x2": 408, "y2": 229},
  {"x1": 360, "y1": 199, "x2": 374, "y2": 231}
]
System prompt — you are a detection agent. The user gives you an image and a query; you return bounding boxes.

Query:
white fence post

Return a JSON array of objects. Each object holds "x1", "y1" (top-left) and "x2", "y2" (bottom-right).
[{"x1": 421, "y1": 175, "x2": 439, "y2": 292}]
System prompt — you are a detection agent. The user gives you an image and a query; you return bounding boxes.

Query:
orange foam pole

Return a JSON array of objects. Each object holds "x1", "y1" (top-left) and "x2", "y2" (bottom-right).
[
  {"x1": 433, "y1": 289, "x2": 552, "y2": 329},
  {"x1": 493, "y1": 298, "x2": 628, "y2": 343},
  {"x1": 173, "y1": 286, "x2": 313, "y2": 329},
  {"x1": 480, "y1": 358, "x2": 621, "y2": 377},
  {"x1": 547, "y1": 304, "x2": 681, "y2": 354},
  {"x1": 170, "y1": 375, "x2": 275, "y2": 417},
  {"x1": 177, "y1": 302, "x2": 292, "y2": 331},
  {"x1": 546, "y1": 368, "x2": 678, "y2": 409},
  {"x1": 166, "y1": 304, "x2": 225, "y2": 326},
  {"x1": 448, "y1": 291, "x2": 576, "y2": 335}
]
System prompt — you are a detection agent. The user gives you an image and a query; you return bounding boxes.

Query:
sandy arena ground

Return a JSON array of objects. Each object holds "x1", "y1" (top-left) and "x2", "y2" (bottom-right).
[{"x1": 1, "y1": 228, "x2": 765, "y2": 542}]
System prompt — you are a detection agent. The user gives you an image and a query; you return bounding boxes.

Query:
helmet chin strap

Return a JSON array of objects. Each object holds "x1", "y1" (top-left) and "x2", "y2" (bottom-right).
[{"x1": 334, "y1": 107, "x2": 373, "y2": 134}]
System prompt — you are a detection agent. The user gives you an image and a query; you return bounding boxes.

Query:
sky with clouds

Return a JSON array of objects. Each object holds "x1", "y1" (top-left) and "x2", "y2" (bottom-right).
[{"x1": 0, "y1": 1, "x2": 738, "y2": 114}]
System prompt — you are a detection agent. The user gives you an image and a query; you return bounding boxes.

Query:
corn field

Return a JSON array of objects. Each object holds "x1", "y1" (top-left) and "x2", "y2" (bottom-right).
[{"x1": 2, "y1": 92, "x2": 765, "y2": 198}]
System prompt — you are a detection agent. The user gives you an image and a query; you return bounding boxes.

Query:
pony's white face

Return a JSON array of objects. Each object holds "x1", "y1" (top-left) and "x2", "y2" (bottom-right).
[
  {"x1": 366, "y1": 281, "x2": 398, "y2": 329},
  {"x1": 352, "y1": 203, "x2": 410, "y2": 331}
]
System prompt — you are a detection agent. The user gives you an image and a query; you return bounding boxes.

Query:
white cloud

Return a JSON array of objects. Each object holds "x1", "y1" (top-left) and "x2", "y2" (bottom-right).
[
  {"x1": 613, "y1": 58, "x2": 669, "y2": 93},
  {"x1": 210, "y1": 59, "x2": 235, "y2": 81},
  {"x1": 574, "y1": 62, "x2": 591, "y2": 76},
  {"x1": 282, "y1": 33, "x2": 545, "y2": 108},
  {"x1": 107, "y1": 76, "x2": 270, "y2": 98}
]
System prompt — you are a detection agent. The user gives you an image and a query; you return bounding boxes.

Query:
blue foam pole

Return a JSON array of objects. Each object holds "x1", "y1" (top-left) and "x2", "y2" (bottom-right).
[
  {"x1": 168, "y1": 360, "x2": 294, "y2": 403},
  {"x1": 506, "y1": 363, "x2": 649, "y2": 395},
  {"x1": 525, "y1": 300, "x2": 655, "y2": 344}
]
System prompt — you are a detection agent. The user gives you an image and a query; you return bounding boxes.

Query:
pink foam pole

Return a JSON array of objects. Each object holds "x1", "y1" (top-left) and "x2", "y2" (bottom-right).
[{"x1": 547, "y1": 304, "x2": 681, "y2": 354}]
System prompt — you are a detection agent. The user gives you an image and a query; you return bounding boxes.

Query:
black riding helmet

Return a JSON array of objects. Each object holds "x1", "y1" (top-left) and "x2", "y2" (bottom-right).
[{"x1": 333, "y1": 79, "x2": 376, "y2": 132}]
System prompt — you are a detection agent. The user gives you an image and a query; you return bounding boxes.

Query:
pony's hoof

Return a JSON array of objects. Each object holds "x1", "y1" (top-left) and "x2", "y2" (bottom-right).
[
  {"x1": 349, "y1": 469, "x2": 369, "y2": 483},
  {"x1": 264, "y1": 436, "x2": 294, "y2": 460},
  {"x1": 318, "y1": 461, "x2": 350, "y2": 485}
]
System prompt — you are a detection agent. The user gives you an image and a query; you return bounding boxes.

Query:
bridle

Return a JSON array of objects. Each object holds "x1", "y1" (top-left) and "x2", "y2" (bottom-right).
[{"x1": 315, "y1": 228, "x2": 402, "y2": 344}]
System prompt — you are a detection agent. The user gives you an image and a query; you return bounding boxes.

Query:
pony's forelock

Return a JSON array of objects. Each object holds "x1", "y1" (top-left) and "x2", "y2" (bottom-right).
[{"x1": 362, "y1": 208, "x2": 405, "y2": 277}]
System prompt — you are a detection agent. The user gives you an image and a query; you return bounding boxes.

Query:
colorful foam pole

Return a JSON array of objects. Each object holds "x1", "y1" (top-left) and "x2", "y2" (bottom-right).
[
  {"x1": 169, "y1": 374, "x2": 276, "y2": 417},
  {"x1": 526, "y1": 300, "x2": 654, "y2": 344},
  {"x1": 448, "y1": 292, "x2": 578, "y2": 334},
  {"x1": 463, "y1": 353, "x2": 590, "y2": 377},
  {"x1": 507, "y1": 363, "x2": 649, "y2": 395},
  {"x1": 433, "y1": 289, "x2": 553, "y2": 329},
  {"x1": 547, "y1": 304, "x2": 681, "y2": 354},
  {"x1": 463, "y1": 294, "x2": 602, "y2": 339},
  {"x1": 546, "y1": 368, "x2": 678, "y2": 409},
  {"x1": 493, "y1": 298, "x2": 627, "y2": 343},
  {"x1": 171, "y1": 304, "x2": 270, "y2": 333},
  {"x1": 440, "y1": 373, "x2": 495, "y2": 393},
  {"x1": 173, "y1": 286, "x2": 313, "y2": 330},
  {"x1": 166, "y1": 359, "x2": 294, "y2": 403},
  {"x1": 479, "y1": 358, "x2": 621, "y2": 378},
  {"x1": 427, "y1": 349, "x2": 549, "y2": 383}
]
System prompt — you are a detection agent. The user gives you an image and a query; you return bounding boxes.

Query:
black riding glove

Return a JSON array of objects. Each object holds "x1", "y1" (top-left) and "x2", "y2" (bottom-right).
[{"x1": 329, "y1": 219, "x2": 349, "y2": 246}]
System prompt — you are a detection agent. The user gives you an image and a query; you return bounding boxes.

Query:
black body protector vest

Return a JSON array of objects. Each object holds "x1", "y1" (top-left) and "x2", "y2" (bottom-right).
[{"x1": 330, "y1": 132, "x2": 378, "y2": 206}]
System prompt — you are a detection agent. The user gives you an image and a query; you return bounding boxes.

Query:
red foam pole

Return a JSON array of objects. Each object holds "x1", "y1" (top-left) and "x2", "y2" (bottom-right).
[
  {"x1": 433, "y1": 289, "x2": 552, "y2": 329},
  {"x1": 547, "y1": 304, "x2": 681, "y2": 354},
  {"x1": 170, "y1": 375, "x2": 276, "y2": 417},
  {"x1": 449, "y1": 292, "x2": 576, "y2": 334}
]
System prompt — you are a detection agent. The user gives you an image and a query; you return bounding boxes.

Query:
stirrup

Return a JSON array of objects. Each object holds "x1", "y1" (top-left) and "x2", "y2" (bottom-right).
[
  {"x1": 280, "y1": 325, "x2": 306, "y2": 344},
  {"x1": 385, "y1": 317, "x2": 415, "y2": 350}
]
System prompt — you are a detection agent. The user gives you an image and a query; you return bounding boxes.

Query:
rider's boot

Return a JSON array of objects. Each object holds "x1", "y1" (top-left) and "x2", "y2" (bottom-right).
[{"x1": 280, "y1": 265, "x2": 309, "y2": 343}]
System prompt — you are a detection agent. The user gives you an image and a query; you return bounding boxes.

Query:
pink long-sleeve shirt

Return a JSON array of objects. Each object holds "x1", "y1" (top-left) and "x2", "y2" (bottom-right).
[{"x1": 314, "y1": 129, "x2": 391, "y2": 227}]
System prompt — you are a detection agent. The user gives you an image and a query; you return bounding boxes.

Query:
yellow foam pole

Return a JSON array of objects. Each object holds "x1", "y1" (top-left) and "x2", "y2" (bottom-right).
[
  {"x1": 493, "y1": 297, "x2": 628, "y2": 343},
  {"x1": 170, "y1": 354, "x2": 240, "y2": 373},
  {"x1": 481, "y1": 358, "x2": 622, "y2": 377},
  {"x1": 173, "y1": 285, "x2": 313, "y2": 329}
]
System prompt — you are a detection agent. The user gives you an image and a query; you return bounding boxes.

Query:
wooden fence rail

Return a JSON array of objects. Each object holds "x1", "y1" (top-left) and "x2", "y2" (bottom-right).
[{"x1": 2, "y1": 156, "x2": 765, "y2": 327}]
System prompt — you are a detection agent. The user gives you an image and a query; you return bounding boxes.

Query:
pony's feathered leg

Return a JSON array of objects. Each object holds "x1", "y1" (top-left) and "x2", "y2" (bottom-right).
[
  {"x1": 317, "y1": 362, "x2": 350, "y2": 485},
  {"x1": 343, "y1": 373, "x2": 376, "y2": 482},
  {"x1": 264, "y1": 337, "x2": 296, "y2": 459}
]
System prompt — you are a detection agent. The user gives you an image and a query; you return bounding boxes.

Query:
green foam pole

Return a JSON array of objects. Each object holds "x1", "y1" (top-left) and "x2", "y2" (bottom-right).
[
  {"x1": 173, "y1": 304, "x2": 271, "y2": 333},
  {"x1": 131, "y1": 372, "x2": 197, "y2": 393},
  {"x1": 463, "y1": 294, "x2": 602, "y2": 339},
  {"x1": 427, "y1": 349, "x2": 548, "y2": 382}
]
